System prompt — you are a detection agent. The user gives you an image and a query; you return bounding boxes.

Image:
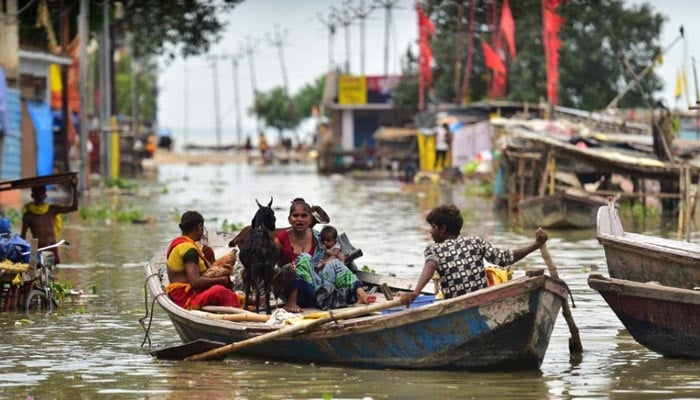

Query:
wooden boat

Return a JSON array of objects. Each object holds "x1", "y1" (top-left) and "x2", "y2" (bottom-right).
[
  {"x1": 144, "y1": 235, "x2": 568, "y2": 370},
  {"x1": 596, "y1": 202, "x2": 700, "y2": 289},
  {"x1": 588, "y1": 274, "x2": 700, "y2": 358},
  {"x1": 519, "y1": 191, "x2": 607, "y2": 229}
]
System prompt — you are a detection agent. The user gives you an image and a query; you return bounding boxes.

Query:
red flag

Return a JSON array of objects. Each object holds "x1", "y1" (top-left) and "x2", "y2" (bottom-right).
[
  {"x1": 481, "y1": 40, "x2": 505, "y2": 74},
  {"x1": 417, "y1": 3, "x2": 435, "y2": 106},
  {"x1": 419, "y1": 40, "x2": 433, "y2": 87},
  {"x1": 542, "y1": 0, "x2": 564, "y2": 105},
  {"x1": 417, "y1": 5, "x2": 435, "y2": 41},
  {"x1": 500, "y1": 0, "x2": 516, "y2": 58}
]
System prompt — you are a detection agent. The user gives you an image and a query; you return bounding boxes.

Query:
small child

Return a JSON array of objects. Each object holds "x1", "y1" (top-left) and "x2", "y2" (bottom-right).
[
  {"x1": 314, "y1": 225, "x2": 376, "y2": 305},
  {"x1": 316, "y1": 226, "x2": 345, "y2": 270}
]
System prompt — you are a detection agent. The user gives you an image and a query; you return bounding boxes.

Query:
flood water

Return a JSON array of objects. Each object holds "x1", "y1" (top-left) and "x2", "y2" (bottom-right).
[{"x1": 1, "y1": 161, "x2": 699, "y2": 400}]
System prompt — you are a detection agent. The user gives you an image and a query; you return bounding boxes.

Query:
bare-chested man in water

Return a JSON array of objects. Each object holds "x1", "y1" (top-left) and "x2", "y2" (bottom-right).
[{"x1": 21, "y1": 177, "x2": 78, "y2": 263}]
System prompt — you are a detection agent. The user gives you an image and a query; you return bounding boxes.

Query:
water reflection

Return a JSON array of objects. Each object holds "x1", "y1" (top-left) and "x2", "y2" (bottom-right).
[{"x1": 0, "y1": 163, "x2": 695, "y2": 399}]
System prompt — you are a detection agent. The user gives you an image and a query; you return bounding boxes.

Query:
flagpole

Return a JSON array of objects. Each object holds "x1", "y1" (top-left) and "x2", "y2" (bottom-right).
[
  {"x1": 459, "y1": 0, "x2": 475, "y2": 103},
  {"x1": 417, "y1": 3, "x2": 424, "y2": 111},
  {"x1": 692, "y1": 57, "x2": 699, "y2": 139}
]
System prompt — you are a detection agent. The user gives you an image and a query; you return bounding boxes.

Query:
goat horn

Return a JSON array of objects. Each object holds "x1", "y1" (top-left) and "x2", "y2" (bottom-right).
[
  {"x1": 267, "y1": 196, "x2": 273, "y2": 207},
  {"x1": 255, "y1": 198, "x2": 263, "y2": 208}
]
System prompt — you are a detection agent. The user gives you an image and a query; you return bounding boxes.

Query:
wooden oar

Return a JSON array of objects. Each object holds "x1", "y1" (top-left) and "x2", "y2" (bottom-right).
[
  {"x1": 540, "y1": 243, "x2": 583, "y2": 355},
  {"x1": 182, "y1": 298, "x2": 404, "y2": 361}
]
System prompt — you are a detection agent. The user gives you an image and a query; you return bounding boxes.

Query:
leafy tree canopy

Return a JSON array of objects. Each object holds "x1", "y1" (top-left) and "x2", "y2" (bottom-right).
[
  {"x1": 250, "y1": 87, "x2": 297, "y2": 133},
  {"x1": 252, "y1": 75, "x2": 326, "y2": 133},
  {"x1": 293, "y1": 75, "x2": 325, "y2": 121},
  {"x1": 18, "y1": 0, "x2": 243, "y2": 61},
  {"x1": 405, "y1": 0, "x2": 666, "y2": 111}
]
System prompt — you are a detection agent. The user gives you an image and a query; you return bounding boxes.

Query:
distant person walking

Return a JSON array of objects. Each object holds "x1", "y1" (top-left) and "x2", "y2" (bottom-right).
[
  {"x1": 434, "y1": 123, "x2": 452, "y2": 170},
  {"x1": 244, "y1": 136, "x2": 253, "y2": 163}
]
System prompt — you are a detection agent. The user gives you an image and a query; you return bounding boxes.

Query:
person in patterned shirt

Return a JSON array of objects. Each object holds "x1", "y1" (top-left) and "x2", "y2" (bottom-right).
[{"x1": 399, "y1": 204, "x2": 548, "y2": 305}]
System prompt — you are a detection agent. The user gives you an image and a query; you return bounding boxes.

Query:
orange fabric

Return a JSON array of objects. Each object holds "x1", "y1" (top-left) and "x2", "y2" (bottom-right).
[{"x1": 166, "y1": 282, "x2": 240, "y2": 310}]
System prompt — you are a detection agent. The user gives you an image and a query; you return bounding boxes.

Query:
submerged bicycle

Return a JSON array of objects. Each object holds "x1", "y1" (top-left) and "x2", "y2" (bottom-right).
[{"x1": 24, "y1": 240, "x2": 70, "y2": 312}]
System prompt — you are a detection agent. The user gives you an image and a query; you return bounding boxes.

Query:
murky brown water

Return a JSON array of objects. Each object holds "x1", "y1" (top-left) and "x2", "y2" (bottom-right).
[{"x1": 1, "y1": 162, "x2": 698, "y2": 399}]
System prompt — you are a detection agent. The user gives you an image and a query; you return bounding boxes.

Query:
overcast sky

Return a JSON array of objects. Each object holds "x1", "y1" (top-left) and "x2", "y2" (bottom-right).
[{"x1": 156, "y1": 0, "x2": 699, "y2": 146}]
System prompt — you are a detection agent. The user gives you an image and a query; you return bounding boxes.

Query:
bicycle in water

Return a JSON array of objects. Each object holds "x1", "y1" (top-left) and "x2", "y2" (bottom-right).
[{"x1": 24, "y1": 240, "x2": 70, "y2": 312}]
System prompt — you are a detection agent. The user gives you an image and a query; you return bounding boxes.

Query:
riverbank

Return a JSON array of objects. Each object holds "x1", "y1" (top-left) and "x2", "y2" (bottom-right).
[{"x1": 145, "y1": 149, "x2": 314, "y2": 166}]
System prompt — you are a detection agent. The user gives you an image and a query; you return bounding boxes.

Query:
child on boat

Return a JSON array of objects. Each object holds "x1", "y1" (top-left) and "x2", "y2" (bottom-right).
[
  {"x1": 313, "y1": 226, "x2": 344, "y2": 269},
  {"x1": 399, "y1": 204, "x2": 548, "y2": 306},
  {"x1": 312, "y1": 225, "x2": 376, "y2": 308}
]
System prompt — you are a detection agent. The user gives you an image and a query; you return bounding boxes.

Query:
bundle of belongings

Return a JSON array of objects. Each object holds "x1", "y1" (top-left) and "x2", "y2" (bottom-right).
[
  {"x1": 0, "y1": 218, "x2": 31, "y2": 285},
  {"x1": 0, "y1": 218, "x2": 30, "y2": 263}
]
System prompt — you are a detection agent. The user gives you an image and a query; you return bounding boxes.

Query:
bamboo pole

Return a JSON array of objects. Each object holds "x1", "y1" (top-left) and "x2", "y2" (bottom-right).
[{"x1": 540, "y1": 244, "x2": 583, "y2": 355}]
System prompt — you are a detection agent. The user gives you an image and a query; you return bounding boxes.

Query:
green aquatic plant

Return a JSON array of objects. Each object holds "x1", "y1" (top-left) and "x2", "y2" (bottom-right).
[
  {"x1": 49, "y1": 280, "x2": 72, "y2": 303},
  {"x1": 463, "y1": 180, "x2": 492, "y2": 197},
  {"x1": 617, "y1": 201, "x2": 658, "y2": 220},
  {"x1": 104, "y1": 178, "x2": 138, "y2": 190},
  {"x1": 361, "y1": 265, "x2": 375, "y2": 273},
  {"x1": 79, "y1": 202, "x2": 145, "y2": 223}
]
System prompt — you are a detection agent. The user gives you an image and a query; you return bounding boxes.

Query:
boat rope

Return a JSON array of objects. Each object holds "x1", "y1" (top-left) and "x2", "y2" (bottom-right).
[
  {"x1": 554, "y1": 277, "x2": 577, "y2": 308},
  {"x1": 139, "y1": 272, "x2": 165, "y2": 348}
]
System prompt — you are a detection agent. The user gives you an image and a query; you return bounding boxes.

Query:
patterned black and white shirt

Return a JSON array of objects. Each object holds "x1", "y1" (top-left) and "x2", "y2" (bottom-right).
[{"x1": 424, "y1": 235, "x2": 514, "y2": 299}]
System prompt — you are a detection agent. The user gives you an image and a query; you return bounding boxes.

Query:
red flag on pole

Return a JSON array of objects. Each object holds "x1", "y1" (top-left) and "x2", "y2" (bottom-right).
[
  {"x1": 417, "y1": 5, "x2": 435, "y2": 41},
  {"x1": 500, "y1": 0, "x2": 516, "y2": 58},
  {"x1": 416, "y1": 4, "x2": 435, "y2": 110},
  {"x1": 542, "y1": 0, "x2": 565, "y2": 105},
  {"x1": 481, "y1": 40, "x2": 506, "y2": 74}
]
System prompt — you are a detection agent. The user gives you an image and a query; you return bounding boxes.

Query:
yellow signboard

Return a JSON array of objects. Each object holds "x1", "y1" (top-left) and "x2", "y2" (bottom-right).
[{"x1": 338, "y1": 75, "x2": 367, "y2": 105}]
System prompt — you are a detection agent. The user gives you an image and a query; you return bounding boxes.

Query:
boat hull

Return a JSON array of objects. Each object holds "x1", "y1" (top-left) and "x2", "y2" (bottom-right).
[
  {"x1": 588, "y1": 275, "x2": 700, "y2": 359},
  {"x1": 596, "y1": 204, "x2": 700, "y2": 289},
  {"x1": 146, "y1": 238, "x2": 565, "y2": 370},
  {"x1": 520, "y1": 192, "x2": 606, "y2": 229},
  {"x1": 165, "y1": 281, "x2": 562, "y2": 370}
]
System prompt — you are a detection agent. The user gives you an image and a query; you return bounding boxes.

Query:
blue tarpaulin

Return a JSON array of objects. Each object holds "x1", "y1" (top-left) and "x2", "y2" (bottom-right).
[
  {"x1": 26, "y1": 101, "x2": 54, "y2": 176},
  {"x1": 0, "y1": 67, "x2": 7, "y2": 134}
]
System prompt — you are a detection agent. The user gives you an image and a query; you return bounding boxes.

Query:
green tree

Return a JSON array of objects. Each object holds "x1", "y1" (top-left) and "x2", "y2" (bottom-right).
[
  {"x1": 391, "y1": 47, "x2": 420, "y2": 112},
  {"x1": 114, "y1": 53, "x2": 157, "y2": 124},
  {"x1": 416, "y1": 0, "x2": 665, "y2": 110},
  {"x1": 293, "y1": 75, "x2": 325, "y2": 120},
  {"x1": 251, "y1": 87, "x2": 297, "y2": 134},
  {"x1": 18, "y1": 1, "x2": 243, "y2": 61}
]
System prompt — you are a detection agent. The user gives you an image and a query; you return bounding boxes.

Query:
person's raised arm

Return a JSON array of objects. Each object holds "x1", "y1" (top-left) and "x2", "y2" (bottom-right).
[
  {"x1": 511, "y1": 227, "x2": 548, "y2": 263},
  {"x1": 398, "y1": 259, "x2": 437, "y2": 307}
]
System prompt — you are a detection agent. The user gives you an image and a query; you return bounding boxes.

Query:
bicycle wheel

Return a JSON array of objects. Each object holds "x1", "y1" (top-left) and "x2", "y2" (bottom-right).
[{"x1": 25, "y1": 289, "x2": 54, "y2": 312}]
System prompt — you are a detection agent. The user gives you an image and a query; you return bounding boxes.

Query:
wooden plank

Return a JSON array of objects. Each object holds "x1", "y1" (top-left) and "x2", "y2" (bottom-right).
[{"x1": 0, "y1": 172, "x2": 76, "y2": 192}]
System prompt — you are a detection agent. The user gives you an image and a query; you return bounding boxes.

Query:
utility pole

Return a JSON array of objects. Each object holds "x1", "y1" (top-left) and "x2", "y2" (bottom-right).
[
  {"x1": 128, "y1": 31, "x2": 138, "y2": 136},
  {"x1": 183, "y1": 60, "x2": 188, "y2": 146},
  {"x1": 59, "y1": 0, "x2": 70, "y2": 173},
  {"x1": 268, "y1": 24, "x2": 299, "y2": 144},
  {"x1": 100, "y1": 0, "x2": 112, "y2": 178},
  {"x1": 78, "y1": 0, "x2": 89, "y2": 193},
  {"x1": 228, "y1": 54, "x2": 243, "y2": 147},
  {"x1": 374, "y1": 0, "x2": 399, "y2": 75},
  {"x1": 334, "y1": 5, "x2": 354, "y2": 74},
  {"x1": 317, "y1": 8, "x2": 338, "y2": 72},
  {"x1": 350, "y1": 0, "x2": 374, "y2": 76},
  {"x1": 206, "y1": 55, "x2": 223, "y2": 148},
  {"x1": 244, "y1": 37, "x2": 261, "y2": 133}
]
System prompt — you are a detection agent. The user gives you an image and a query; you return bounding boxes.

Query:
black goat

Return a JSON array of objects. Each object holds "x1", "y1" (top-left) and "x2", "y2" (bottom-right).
[{"x1": 238, "y1": 197, "x2": 279, "y2": 314}]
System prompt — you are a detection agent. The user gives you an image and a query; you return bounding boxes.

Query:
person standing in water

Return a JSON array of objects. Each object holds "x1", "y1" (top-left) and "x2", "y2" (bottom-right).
[{"x1": 21, "y1": 177, "x2": 78, "y2": 263}]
